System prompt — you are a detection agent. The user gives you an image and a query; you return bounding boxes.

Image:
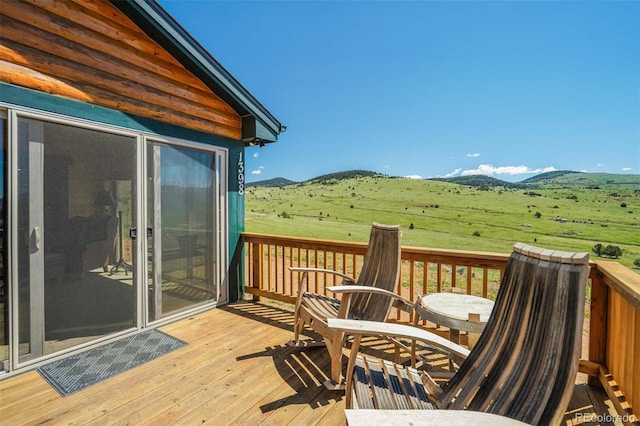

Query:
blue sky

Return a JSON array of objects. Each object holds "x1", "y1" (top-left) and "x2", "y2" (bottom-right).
[{"x1": 160, "y1": 0, "x2": 640, "y2": 183}]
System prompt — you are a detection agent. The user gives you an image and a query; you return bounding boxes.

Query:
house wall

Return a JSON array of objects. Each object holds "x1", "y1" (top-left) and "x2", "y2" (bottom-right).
[
  {"x1": 1, "y1": 82, "x2": 246, "y2": 302},
  {"x1": 0, "y1": 0, "x2": 252, "y2": 302},
  {"x1": 0, "y1": 0, "x2": 242, "y2": 140}
]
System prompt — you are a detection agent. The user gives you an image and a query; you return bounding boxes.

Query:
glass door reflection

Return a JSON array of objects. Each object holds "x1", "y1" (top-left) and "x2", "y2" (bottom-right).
[{"x1": 147, "y1": 143, "x2": 217, "y2": 321}]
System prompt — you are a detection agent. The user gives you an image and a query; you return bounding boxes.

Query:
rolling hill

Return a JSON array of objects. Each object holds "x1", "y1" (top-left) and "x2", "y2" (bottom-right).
[
  {"x1": 246, "y1": 177, "x2": 297, "y2": 188},
  {"x1": 245, "y1": 171, "x2": 640, "y2": 270},
  {"x1": 429, "y1": 175, "x2": 527, "y2": 189},
  {"x1": 249, "y1": 169, "x2": 640, "y2": 190}
]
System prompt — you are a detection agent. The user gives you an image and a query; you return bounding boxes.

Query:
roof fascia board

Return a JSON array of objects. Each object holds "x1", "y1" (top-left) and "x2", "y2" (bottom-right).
[{"x1": 113, "y1": 0, "x2": 281, "y2": 141}]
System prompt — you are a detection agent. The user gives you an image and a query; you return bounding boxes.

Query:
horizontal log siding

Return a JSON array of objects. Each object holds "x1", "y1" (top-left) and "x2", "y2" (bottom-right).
[
  {"x1": 242, "y1": 232, "x2": 640, "y2": 421},
  {"x1": 0, "y1": 0, "x2": 242, "y2": 139}
]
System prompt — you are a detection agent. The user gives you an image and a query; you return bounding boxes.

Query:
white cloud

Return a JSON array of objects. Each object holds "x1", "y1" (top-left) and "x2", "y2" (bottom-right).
[
  {"x1": 405, "y1": 174, "x2": 422, "y2": 179},
  {"x1": 253, "y1": 152, "x2": 259, "y2": 158},
  {"x1": 597, "y1": 163, "x2": 604, "y2": 168},
  {"x1": 383, "y1": 164, "x2": 391, "y2": 169},
  {"x1": 454, "y1": 164, "x2": 556, "y2": 177},
  {"x1": 623, "y1": 167, "x2": 633, "y2": 171},
  {"x1": 443, "y1": 168, "x2": 463, "y2": 178},
  {"x1": 251, "y1": 166, "x2": 265, "y2": 175},
  {"x1": 466, "y1": 164, "x2": 556, "y2": 176},
  {"x1": 466, "y1": 153, "x2": 480, "y2": 158}
]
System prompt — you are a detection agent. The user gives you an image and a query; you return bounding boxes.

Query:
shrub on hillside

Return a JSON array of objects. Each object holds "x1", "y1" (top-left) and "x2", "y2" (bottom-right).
[
  {"x1": 593, "y1": 243, "x2": 622, "y2": 259},
  {"x1": 603, "y1": 245, "x2": 623, "y2": 258},
  {"x1": 592, "y1": 243, "x2": 603, "y2": 256}
]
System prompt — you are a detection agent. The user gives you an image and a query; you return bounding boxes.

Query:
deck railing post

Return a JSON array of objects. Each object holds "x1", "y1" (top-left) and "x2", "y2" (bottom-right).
[{"x1": 588, "y1": 267, "x2": 608, "y2": 387}]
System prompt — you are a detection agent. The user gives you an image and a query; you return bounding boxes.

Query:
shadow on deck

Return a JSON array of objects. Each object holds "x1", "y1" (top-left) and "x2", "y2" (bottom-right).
[{"x1": 0, "y1": 300, "x2": 621, "y2": 425}]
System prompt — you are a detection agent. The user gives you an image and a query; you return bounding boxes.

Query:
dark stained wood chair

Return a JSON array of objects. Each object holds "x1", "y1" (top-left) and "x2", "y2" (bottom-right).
[
  {"x1": 287, "y1": 223, "x2": 411, "y2": 389},
  {"x1": 329, "y1": 243, "x2": 590, "y2": 425}
]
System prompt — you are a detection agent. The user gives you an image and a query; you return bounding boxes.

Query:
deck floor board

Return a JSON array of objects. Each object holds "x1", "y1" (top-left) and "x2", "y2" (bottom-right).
[{"x1": 0, "y1": 300, "x2": 618, "y2": 425}]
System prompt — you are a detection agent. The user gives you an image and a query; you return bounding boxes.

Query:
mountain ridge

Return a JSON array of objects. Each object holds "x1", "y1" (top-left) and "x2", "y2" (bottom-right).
[{"x1": 248, "y1": 170, "x2": 639, "y2": 189}]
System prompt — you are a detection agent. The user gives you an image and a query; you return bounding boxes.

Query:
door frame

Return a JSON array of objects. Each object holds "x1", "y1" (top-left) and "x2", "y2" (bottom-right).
[
  {"x1": 7, "y1": 109, "x2": 143, "y2": 369},
  {"x1": 17, "y1": 117, "x2": 45, "y2": 363}
]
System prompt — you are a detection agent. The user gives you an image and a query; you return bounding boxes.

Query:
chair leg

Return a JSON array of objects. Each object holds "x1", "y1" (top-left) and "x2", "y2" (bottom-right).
[
  {"x1": 292, "y1": 315, "x2": 303, "y2": 342},
  {"x1": 286, "y1": 314, "x2": 325, "y2": 347},
  {"x1": 323, "y1": 336, "x2": 346, "y2": 390}
]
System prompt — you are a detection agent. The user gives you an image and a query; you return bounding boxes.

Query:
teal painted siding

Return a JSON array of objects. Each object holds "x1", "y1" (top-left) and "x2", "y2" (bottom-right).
[
  {"x1": 228, "y1": 144, "x2": 246, "y2": 302},
  {"x1": 228, "y1": 182, "x2": 245, "y2": 302}
]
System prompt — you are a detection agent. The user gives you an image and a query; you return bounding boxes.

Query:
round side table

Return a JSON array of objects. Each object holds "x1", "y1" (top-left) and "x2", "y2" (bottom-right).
[{"x1": 415, "y1": 293, "x2": 494, "y2": 348}]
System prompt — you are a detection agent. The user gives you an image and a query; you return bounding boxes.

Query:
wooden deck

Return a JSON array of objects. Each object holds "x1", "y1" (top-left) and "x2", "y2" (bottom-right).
[{"x1": 0, "y1": 300, "x2": 619, "y2": 425}]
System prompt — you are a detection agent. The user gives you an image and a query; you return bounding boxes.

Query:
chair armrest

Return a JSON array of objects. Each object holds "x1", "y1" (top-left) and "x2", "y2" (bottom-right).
[
  {"x1": 326, "y1": 285, "x2": 413, "y2": 312},
  {"x1": 327, "y1": 318, "x2": 470, "y2": 361}
]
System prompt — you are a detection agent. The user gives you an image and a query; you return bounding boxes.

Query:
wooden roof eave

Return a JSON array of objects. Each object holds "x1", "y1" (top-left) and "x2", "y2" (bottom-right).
[{"x1": 111, "y1": 0, "x2": 284, "y2": 144}]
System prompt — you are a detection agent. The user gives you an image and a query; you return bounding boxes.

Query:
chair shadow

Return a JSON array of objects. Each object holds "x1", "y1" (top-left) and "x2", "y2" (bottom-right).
[
  {"x1": 237, "y1": 344, "x2": 344, "y2": 412},
  {"x1": 223, "y1": 301, "x2": 344, "y2": 412}
]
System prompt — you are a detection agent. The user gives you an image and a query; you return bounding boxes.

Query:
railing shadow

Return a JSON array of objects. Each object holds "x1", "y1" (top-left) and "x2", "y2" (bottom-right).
[{"x1": 221, "y1": 300, "x2": 299, "y2": 333}]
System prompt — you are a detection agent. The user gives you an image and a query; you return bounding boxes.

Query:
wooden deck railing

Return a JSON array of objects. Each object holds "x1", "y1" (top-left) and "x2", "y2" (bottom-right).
[
  {"x1": 242, "y1": 232, "x2": 639, "y2": 423},
  {"x1": 587, "y1": 261, "x2": 640, "y2": 423}
]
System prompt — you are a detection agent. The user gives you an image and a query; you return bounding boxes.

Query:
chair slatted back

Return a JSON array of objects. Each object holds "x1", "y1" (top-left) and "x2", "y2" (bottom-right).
[
  {"x1": 348, "y1": 223, "x2": 402, "y2": 322},
  {"x1": 437, "y1": 243, "x2": 589, "y2": 425}
]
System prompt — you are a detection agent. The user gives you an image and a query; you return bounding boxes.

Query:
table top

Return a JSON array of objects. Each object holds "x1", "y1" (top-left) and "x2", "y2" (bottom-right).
[
  {"x1": 416, "y1": 293, "x2": 495, "y2": 333},
  {"x1": 345, "y1": 409, "x2": 528, "y2": 425}
]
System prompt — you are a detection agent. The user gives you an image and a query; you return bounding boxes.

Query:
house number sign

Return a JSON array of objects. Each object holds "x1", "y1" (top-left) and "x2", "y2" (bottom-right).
[{"x1": 238, "y1": 152, "x2": 245, "y2": 195}]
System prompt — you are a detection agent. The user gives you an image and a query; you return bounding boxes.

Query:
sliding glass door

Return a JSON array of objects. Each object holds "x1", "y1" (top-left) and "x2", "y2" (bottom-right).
[
  {"x1": 147, "y1": 142, "x2": 220, "y2": 321},
  {"x1": 6, "y1": 110, "x2": 228, "y2": 371},
  {"x1": 15, "y1": 116, "x2": 137, "y2": 363}
]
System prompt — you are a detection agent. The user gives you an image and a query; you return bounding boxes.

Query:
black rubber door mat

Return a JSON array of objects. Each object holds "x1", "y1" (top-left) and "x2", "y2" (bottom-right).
[{"x1": 37, "y1": 329, "x2": 187, "y2": 397}]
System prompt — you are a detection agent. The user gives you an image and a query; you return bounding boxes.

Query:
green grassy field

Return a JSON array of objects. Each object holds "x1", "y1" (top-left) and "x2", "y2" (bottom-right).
[{"x1": 246, "y1": 175, "x2": 640, "y2": 271}]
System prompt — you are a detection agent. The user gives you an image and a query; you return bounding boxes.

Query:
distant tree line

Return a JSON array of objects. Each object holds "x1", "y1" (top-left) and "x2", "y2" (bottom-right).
[{"x1": 592, "y1": 243, "x2": 622, "y2": 259}]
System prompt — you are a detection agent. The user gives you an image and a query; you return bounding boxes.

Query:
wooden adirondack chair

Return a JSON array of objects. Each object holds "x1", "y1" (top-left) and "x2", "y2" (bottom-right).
[
  {"x1": 287, "y1": 223, "x2": 411, "y2": 390},
  {"x1": 329, "y1": 243, "x2": 590, "y2": 425}
]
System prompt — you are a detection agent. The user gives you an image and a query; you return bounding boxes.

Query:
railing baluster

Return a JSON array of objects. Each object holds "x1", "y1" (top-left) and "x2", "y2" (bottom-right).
[
  {"x1": 482, "y1": 268, "x2": 489, "y2": 298},
  {"x1": 251, "y1": 241, "x2": 262, "y2": 302},
  {"x1": 422, "y1": 261, "x2": 428, "y2": 296}
]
